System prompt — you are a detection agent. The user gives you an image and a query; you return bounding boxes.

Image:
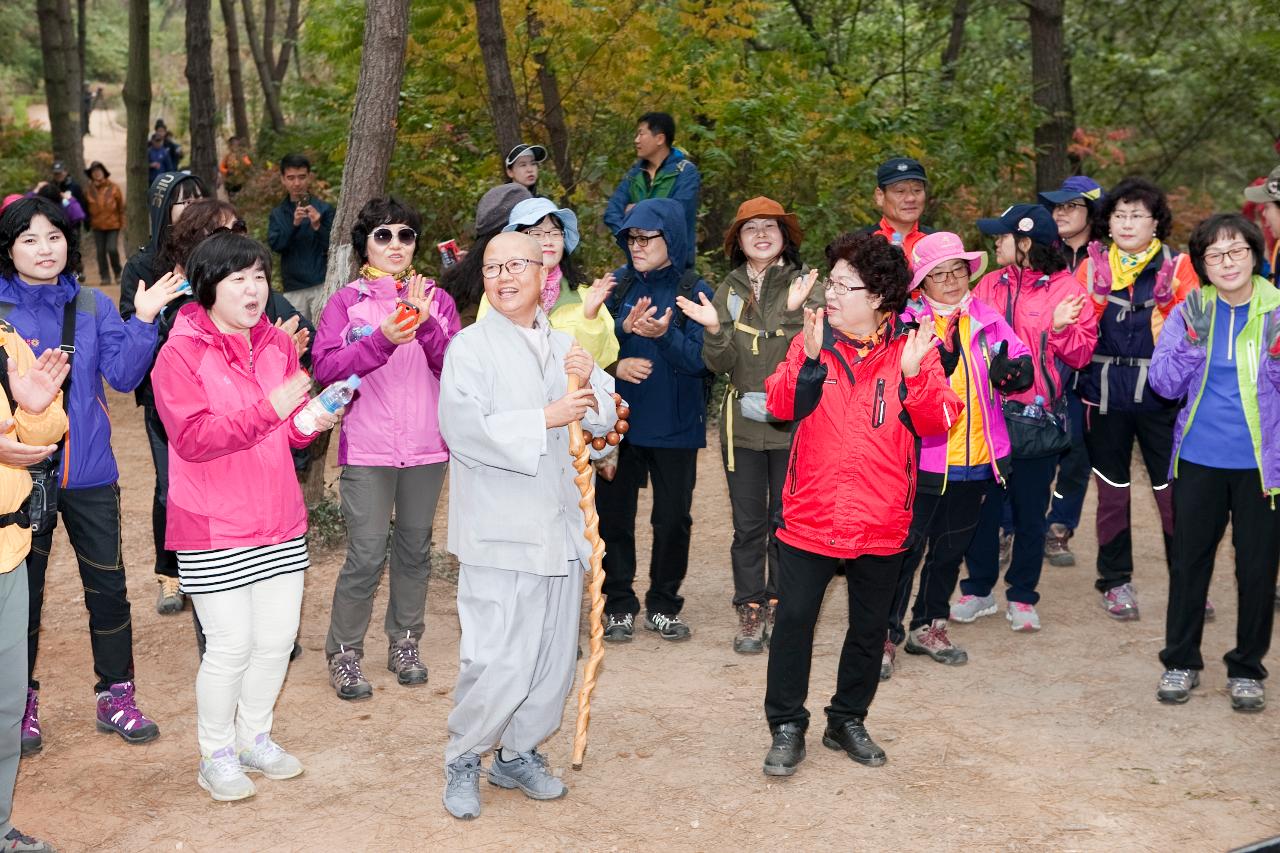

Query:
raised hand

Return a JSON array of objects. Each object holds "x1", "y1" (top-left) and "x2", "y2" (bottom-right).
[
  {"x1": 633, "y1": 307, "x2": 673, "y2": 339},
  {"x1": 802, "y1": 307, "x2": 824, "y2": 359},
  {"x1": 936, "y1": 312, "x2": 962, "y2": 376},
  {"x1": 614, "y1": 357, "x2": 653, "y2": 384},
  {"x1": 564, "y1": 342, "x2": 595, "y2": 384},
  {"x1": 1052, "y1": 294, "x2": 1087, "y2": 332},
  {"x1": 900, "y1": 324, "x2": 937, "y2": 378},
  {"x1": 622, "y1": 296, "x2": 654, "y2": 335},
  {"x1": 404, "y1": 274, "x2": 437, "y2": 320},
  {"x1": 0, "y1": 420, "x2": 56, "y2": 468},
  {"x1": 675, "y1": 292, "x2": 719, "y2": 332},
  {"x1": 543, "y1": 388, "x2": 599, "y2": 428},
  {"x1": 788, "y1": 268, "x2": 820, "y2": 312},
  {"x1": 1182, "y1": 289, "x2": 1211, "y2": 348},
  {"x1": 9, "y1": 349, "x2": 69, "y2": 415},
  {"x1": 268, "y1": 371, "x2": 311, "y2": 420},
  {"x1": 133, "y1": 271, "x2": 186, "y2": 323},
  {"x1": 380, "y1": 304, "x2": 421, "y2": 345},
  {"x1": 582, "y1": 273, "x2": 616, "y2": 321}
]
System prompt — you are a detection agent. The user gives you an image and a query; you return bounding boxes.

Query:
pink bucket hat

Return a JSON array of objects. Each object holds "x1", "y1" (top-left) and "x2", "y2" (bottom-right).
[{"x1": 909, "y1": 231, "x2": 988, "y2": 292}]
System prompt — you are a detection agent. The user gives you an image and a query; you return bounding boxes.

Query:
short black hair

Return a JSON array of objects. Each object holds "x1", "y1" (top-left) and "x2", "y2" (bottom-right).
[
  {"x1": 638, "y1": 112, "x2": 676, "y2": 147},
  {"x1": 0, "y1": 196, "x2": 80, "y2": 279},
  {"x1": 825, "y1": 231, "x2": 911, "y2": 314},
  {"x1": 1101, "y1": 177, "x2": 1173, "y2": 241},
  {"x1": 186, "y1": 232, "x2": 273, "y2": 310},
  {"x1": 350, "y1": 196, "x2": 423, "y2": 265},
  {"x1": 1188, "y1": 213, "x2": 1265, "y2": 283},
  {"x1": 280, "y1": 153, "x2": 311, "y2": 173}
]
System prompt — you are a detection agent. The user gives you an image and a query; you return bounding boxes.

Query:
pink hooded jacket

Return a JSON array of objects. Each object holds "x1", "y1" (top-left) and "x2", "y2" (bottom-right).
[{"x1": 152, "y1": 302, "x2": 315, "y2": 550}]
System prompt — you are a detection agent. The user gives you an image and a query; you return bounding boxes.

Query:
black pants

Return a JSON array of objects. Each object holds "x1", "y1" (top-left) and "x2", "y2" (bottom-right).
[
  {"x1": 963, "y1": 454, "x2": 1058, "y2": 605},
  {"x1": 723, "y1": 445, "x2": 786, "y2": 606},
  {"x1": 1161, "y1": 461, "x2": 1279, "y2": 680},
  {"x1": 143, "y1": 405, "x2": 179, "y2": 578},
  {"x1": 1047, "y1": 389, "x2": 1091, "y2": 530},
  {"x1": 27, "y1": 483, "x2": 135, "y2": 693},
  {"x1": 597, "y1": 443, "x2": 698, "y2": 616},
  {"x1": 1082, "y1": 407, "x2": 1176, "y2": 592},
  {"x1": 764, "y1": 540, "x2": 902, "y2": 729},
  {"x1": 889, "y1": 479, "x2": 990, "y2": 644}
]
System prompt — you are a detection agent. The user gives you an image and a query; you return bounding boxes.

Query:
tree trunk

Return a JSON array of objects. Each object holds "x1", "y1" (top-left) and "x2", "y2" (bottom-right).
[
  {"x1": 263, "y1": 0, "x2": 276, "y2": 73},
  {"x1": 306, "y1": 0, "x2": 410, "y2": 505},
  {"x1": 940, "y1": 0, "x2": 968, "y2": 84},
  {"x1": 474, "y1": 0, "x2": 521, "y2": 165},
  {"x1": 1028, "y1": 0, "x2": 1073, "y2": 191},
  {"x1": 124, "y1": 0, "x2": 152, "y2": 251},
  {"x1": 185, "y1": 0, "x2": 220, "y2": 189},
  {"x1": 271, "y1": 0, "x2": 301, "y2": 83},
  {"x1": 240, "y1": 0, "x2": 286, "y2": 134},
  {"x1": 77, "y1": 0, "x2": 87, "y2": 134},
  {"x1": 220, "y1": 0, "x2": 252, "y2": 140},
  {"x1": 527, "y1": 8, "x2": 576, "y2": 199},
  {"x1": 37, "y1": 0, "x2": 85, "y2": 177}
]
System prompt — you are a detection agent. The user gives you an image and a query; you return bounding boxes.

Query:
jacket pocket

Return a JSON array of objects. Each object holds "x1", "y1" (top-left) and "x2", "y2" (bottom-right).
[
  {"x1": 872, "y1": 379, "x2": 886, "y2": 428},
  {"x1": 787, "y1": 431, "x2": 802, "y2": 496},
  {"x1": 903, "y1": 455, "x2": 916, "y2": 510}
]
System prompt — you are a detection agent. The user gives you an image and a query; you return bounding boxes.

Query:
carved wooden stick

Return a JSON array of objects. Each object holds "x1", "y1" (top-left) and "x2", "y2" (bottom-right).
[{"x1": 567, "y1": 375, "x2": 607, "y2": 770}]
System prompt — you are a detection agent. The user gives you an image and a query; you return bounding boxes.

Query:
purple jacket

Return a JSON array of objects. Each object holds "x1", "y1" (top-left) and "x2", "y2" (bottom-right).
[
  {"x1": 903, "y1": 296, "x2": 1030, "y2": 491},
  {"x1": 312, "y1": 276, "x2": 460, "y2": 467}
]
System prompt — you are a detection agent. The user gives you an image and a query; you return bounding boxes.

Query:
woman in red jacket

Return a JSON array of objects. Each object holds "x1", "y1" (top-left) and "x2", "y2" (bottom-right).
[{"x1": 761, "y1": 232, "x2": 962, "y2": 777}]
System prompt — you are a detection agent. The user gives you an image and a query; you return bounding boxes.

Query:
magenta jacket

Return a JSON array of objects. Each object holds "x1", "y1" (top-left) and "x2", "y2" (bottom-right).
[{"x1": 311, "y1": 275, "x2": 459, "y2": 467}]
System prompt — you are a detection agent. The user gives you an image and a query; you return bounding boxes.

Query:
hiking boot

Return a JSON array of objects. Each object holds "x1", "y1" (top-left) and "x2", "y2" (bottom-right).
[
  {"x1": 822, "y1": 718, "x2": 886, "y2": 767},
  {"x1": 905, "y1": 619, "x2": 969, "y2": 664},
  {"x1": 488, "y1": 749, "x2": 566, "y2": 800},
  {"x1": 950, "y1": 593, "x2": 997, "y2": 623},
  {"x1": 327, "y1": 647, "x2": 373, "y2": 700},
  {"x1": 198, "y1": 746, "x2": 256, "y2": 802},
  {"x1": 1044, "y1": 523, "x2": 1075, "y2": 567},
  {"x1": 879, "y1": 638, "x2": 895, "y2": 681},
  {"x1": 1204, "y1": 598, "x2": 1215, "y2": 622},
  {"x1": 238, "y1": 734, "x2": 304, "y2": 780},
  {"x1": 764, "y1": 598, "x2": 778, "y2": 643},
  {"x1": 1102, "y1": 583, "x2": 1139, "y2": 621},
  {"x1": 1156, "y1": 668, "x2": 1199, "y2": 704},
  {"x1": 443, "y1": 753, "x2": 483, "y2": 819},
  {"x1": 156, "y1": 576, "x2": 184, "y2": 615},
  {"x1": 762, "y1": 722, "x2": 805, "y2": 777},
  {"x1": 644, "y1": 611, "x2": 692, "y2": 641},
  {"x1": 1228, "y1": 678, "x2": 1265, "y2": 712},
  {"x1": 95, "y1": 682, "x2": 160, "y2": 744},
  {"x1": 20, "y1": 688, "x2": 41, "y2": 756},
  {"x1": 733, "y1": 604, "x2": 766, "y2": 654},
  {"x1": 1006, "y1": 602, "x2": 1041, "y2": 632},
  {"x1": 387, "y1": 631, "x2": 428, "y2": 686},
  {"x1": 603, "y1": 612, "x2": 634, "y2": 644},
  {"x1": 2, "y1": 827, "x2": 56, "y2": 852},
  {"x1": 998, "y1": 531, "x2": 1013, "y2": 570}
]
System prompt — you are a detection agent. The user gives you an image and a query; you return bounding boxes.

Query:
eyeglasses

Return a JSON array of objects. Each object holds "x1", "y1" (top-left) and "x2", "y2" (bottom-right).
[
  {"x1": 525, "y1": 228, "x2": 564, "y2": 241},
  {"x1": 481, "y1": 258, "x2": 544, "y2": 278},
  {"x1": 822, "y1": 278, "x2": 867, "y2": 295},
  {"x1": 925, "y1": 265, "x2": 970, "y2": 285},
  {"x1": 213, "y1": 219, "x2": 248, "y2": 236},
  {"x1": 371, "y1": 227, "x2": 417, "y2": 246},
  {"x1": 626, "y1": 232, "x2": 662, "y2": 248},
  {"x1": 1109, "y1": 212, "x2": 1153, "y2": 224},
  {"x1": 1054, "y1": 201, "x2": 1088, "y2": 212},
  {"x1": 1202, "y1": 245, "x2": 1252, "y2": 266}
]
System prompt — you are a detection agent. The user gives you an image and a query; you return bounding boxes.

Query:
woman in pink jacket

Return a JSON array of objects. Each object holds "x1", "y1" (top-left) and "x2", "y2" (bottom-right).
[
  {"x1": 311, "y1": 197, "x2": 460, "y2": 701},
  {"x1": 952, "y1": 204, "x2": 1097, "y2": 632},
  {"x1": 152, "y1": 232, "x2": 340, "y2": 801}
]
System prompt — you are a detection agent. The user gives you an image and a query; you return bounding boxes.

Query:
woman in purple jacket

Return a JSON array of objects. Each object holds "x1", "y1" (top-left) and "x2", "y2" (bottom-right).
[
  {"x1": 312, "y1": 197, "x2": 459, "y2": 701},
  {"x1": 1148, "y1": 213, "x2": 1280, "y2": 713}
]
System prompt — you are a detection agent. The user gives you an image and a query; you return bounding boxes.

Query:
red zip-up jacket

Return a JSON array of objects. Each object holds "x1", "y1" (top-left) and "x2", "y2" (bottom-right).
[{"x1": 765, "y1": 320, "x2": 963, "y2": 559}]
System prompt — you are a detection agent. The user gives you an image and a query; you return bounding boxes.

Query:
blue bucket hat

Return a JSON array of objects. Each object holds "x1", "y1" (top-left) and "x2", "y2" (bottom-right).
[
  {"x1": 503, "y1": 197, "x2": 580, "y2": 254},
  {"x1": 1038, "y1": 175, "x2": 1105, "y2": 210}
]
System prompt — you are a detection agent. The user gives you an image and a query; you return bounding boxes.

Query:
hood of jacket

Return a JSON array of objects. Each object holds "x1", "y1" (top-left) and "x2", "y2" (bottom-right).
[
  {"x1": 147, "y1": 172, "x2": 207, "y2": 250},
  {"x1": 615, "y1": 197, "x2": 692, "y2": 275}
]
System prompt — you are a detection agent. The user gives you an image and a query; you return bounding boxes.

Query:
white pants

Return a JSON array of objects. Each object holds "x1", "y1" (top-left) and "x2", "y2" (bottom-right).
[{"x1": 192, "y1": 572, "x2": 305, "y2": 755}]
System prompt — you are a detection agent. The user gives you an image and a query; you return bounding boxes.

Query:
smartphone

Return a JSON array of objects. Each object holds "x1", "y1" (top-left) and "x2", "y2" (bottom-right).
[{"x1": 438, "y1": 239, "x2": 459, "y2": 269}]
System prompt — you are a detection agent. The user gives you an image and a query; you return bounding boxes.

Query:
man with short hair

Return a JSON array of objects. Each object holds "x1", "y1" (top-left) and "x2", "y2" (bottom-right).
[
  {"x1": 864, "y1": 157, "x2": 932, "y2": 260},
  {"x1": 604, "y1": 112, "x2": 700, "y2": 264},
  {"x1": 267, "y1": 154, "x2": 334, "y2": 322},
  {"x1": 50, "y1": 162, "x2": 87, "y2": 224}
]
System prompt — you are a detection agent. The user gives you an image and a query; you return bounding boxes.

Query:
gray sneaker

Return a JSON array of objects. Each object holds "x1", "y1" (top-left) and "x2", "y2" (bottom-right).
[
  {"x1": 488, "y1": 749, "x2": 567, "y2": 800},
  {"x1": 1156, "y1": 668, "x2": 1199, "y2": 704},
  {"x1": 905, "y1": 619, "x2": 969, "y2": 664},
  {"x1": 327, "y1": 647, "x2": 373, "y2": 700},
  {"x1": 950, "y1": 593, "x2": 997, "y2": 623},
  {"x1": 443, "y1": 753, "x2": 483, "y2": 819},
  {"x1": 603, "y1": 612, "x2": 634, "y2": 643},
  {"x1": 388, "y1": 631, "x2": 428, "y2": 686},
  {"x1": 1228, "y1": 678, "x2": 1265, "y2": 712},
  {"x1": 2, "y1": 828, "x2": 56, "y2": 852},
  {"x1": 645, "y1": 611, "x2": 692, "y2": 641}
]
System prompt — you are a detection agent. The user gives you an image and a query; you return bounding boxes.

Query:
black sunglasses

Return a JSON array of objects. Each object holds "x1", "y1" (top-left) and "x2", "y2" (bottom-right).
[
  {"x1": 213, "y1": 219, "x2": 248, "y2": 236},
  {"x1": 372, "y1": 227, "x2": 417, "y2": 246}
]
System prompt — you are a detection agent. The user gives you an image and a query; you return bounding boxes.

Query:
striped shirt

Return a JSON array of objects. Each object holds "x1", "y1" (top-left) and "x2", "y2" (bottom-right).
[{"x1": 177, "y1": 536, "x2": 310, "y2": 595}]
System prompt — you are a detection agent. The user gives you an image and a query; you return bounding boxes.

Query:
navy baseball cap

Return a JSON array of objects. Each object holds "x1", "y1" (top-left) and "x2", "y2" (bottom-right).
[
  {"x1": 877, "y1": 157, "x2": 927, "y2": 188},
  {"x1": 1039, "y1": 175, "x2": 1105, "y2": 208},
  {"x1": 977, "y1": 204, "x2": 1060, "y2": 247}
]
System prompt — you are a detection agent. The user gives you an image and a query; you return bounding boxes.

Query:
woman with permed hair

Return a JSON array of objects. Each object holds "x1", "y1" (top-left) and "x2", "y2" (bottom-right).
[
  {"x1": 759, "y1": 231, "x2": 963, "y2": 778},
  {"x1": 311, "y1": 196, "x2": 460, "y2": 702}
]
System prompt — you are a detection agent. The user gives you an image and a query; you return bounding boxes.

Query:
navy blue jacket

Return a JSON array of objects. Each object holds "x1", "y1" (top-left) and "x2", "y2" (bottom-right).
[{"x1": 267, "y1": 196, "x2": 335, "y2": 291}]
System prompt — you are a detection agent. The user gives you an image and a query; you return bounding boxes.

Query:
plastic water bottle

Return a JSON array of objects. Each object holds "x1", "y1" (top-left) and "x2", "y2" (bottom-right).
[
  {"x1": 294, "y1": 374, "x2": 360, "y2": 435},
  {"x1": 1021, "y1": 395, "x2": 1045, "y2": 419},
  {"x1": 344, "y1": 324, "x2": 373, "y2": 344}
]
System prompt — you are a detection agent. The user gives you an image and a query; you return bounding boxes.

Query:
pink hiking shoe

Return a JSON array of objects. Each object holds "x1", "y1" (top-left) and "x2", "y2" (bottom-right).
[
  {"x1": 20, "y1": 688, "x2": 41, "y2": 756},
  {"x1": 95, "y1": 681, "x2": 160, "y2": 744}
]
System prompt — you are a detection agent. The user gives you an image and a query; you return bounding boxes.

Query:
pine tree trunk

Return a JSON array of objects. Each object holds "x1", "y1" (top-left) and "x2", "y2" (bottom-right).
[
  {"x1": 77, "y1": 0, "x2": 87, "y2": 134},
  {"x1": 474, "y1": 0, "x2": 521, "y2": 165},
  {"x1": 527, "y1": 9, "x2": 576, "y2": 198},
  {"x1": 123, "y1": 0, "x2": 151, "y2": 251},
  {"x1": 240, "y1": 0, "x2": 287, "y2": 134},
  {"x1": 185, "y1": 0, "x2": 220, "y2": 189},
  {"x1": 1029, "y1": 0, "x2": 1073, "y2": 190},
  {"x1": 940, "y1": 0, "x2": 968, "y2": 84},
  {"x1": 271, "y1": 0, "x2": 301, "y2": 83},
  {"x1": 37, "y1": 0, "x2": 85, "y2": 177},
  {"x1": 220, "y1": 0, "x2": 252, "y2": 140}
]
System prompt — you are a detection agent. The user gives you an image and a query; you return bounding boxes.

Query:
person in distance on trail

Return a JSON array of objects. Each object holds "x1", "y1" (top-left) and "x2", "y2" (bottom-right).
[{"x1": 603, "y1": 111, "x2": 701, "y2": 265}]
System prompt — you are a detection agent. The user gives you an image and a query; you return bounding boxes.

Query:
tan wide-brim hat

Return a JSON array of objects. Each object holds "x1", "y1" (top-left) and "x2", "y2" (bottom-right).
[{"x1": 723, "y1": 197, "x2": 803, "y2": 258}]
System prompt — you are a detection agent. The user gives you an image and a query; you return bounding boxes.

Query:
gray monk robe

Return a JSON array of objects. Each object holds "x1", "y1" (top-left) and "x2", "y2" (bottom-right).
[{"x1": 438, "y1": 308, "x2": 616, "y2": 764}]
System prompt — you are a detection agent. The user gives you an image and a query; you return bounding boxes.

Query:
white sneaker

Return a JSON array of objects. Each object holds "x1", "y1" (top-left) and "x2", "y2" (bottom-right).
[
  {"x1": 198, "y1": 747, "x2": 256, "y2": 801},
  {"x1": 950, "y1": 593, "x2": 997, "y2": 623},
  {"x1": 1006, "y1": 602, "x2": 1041, "y2": 632},
  {"x1": 238, "y1": 734, "x2": 304, "y2": 780}
]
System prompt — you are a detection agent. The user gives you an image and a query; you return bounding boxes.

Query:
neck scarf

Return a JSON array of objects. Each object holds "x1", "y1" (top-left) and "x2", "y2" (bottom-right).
[
  {"x1": 923, "y1": 292, "x2": 971, "y2": 317},
  {"x1": 540, "y1": 265, "x2": 564, "y2": 314},
  {"x1": 834, "y1": 315, "x2": 890, "y2": 354},
  {"x1": 360, "y1": 265, "x2": 416, "y2": 288},
  {"x1": 1108, "y1": 240, "x2": 1161, "y2": 293}
]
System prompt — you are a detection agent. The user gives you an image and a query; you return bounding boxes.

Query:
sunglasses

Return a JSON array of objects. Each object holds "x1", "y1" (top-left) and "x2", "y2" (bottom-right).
[
  {"x1": 213, "y1": 219, "x2": 248, "y2": 236},
  {"x1": 372, "y1": 227, "x2": 417, "y2": 246}
]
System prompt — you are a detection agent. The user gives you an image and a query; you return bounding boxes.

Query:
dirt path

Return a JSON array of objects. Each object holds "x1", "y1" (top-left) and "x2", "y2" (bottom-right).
[{"x1": 11, "y1": 293, "x2": 1280, "y2": 851}]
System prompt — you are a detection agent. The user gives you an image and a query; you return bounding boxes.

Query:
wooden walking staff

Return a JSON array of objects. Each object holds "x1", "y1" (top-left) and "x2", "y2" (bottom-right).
[{"x1": 566, "y1": 374, "x2": 629, "y2": 769}]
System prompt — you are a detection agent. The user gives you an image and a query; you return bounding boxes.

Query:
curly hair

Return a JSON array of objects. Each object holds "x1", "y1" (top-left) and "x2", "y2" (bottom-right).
[
  {"x1": 0, "y1": 196, "x2": 80, "y2": 280},
  {"x1": 824, "y1": 231, "x2": 911, "y2": 314},
  {"x1": 350, "y1": 196, "x2": 423, "y2": 265},
  {"x1": 1100, "y1": 177, "x2": 1173, "y2": 241},
  {"x1": 157, "y1": 198, "x2": 239, "y2": 273},
  {"x1": 1187, "y1": 213, "x2": 1265, "y2": 283}
]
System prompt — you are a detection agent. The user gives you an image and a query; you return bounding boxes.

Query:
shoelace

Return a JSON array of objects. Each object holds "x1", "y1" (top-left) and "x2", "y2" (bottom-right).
[
  {"x1": 1161, "y1": 670, "x2": 1194, "y2": 689},
  {"x1": 740, "y1": 606, "x2": 763, "y2": 633},
  {"x1": 608, "y1": 614, "x2": 631, "y2": 628},
  {"x1": 920, "y1": 624, "x2": 950, "y2": 648},
  {"x1": 651, "y1": 614, "x2": 683, "y2": 631},
  {"x1": 206, "y1": 753, "x2": 246, "y2": 781},
  {"x1": 392, "y1": 642, "x2": 424, "y2": 670},
  {"x1": 1229, "y1": 678, "x2": 1263, "y2": 696},
  {"x1": 1109, "y1": 585, "x2": 1136, "y2": 606},
  {"x1": 448, "y1": 760, "x2": 482, "y2": 789},
  {"x1": 332, "y1": 656, "x2": 366, "y2": 686}
]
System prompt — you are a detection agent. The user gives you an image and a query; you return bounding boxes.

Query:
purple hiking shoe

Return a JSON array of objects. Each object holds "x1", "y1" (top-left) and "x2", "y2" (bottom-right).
[
  {"x1": 95, "y1": 681, "x2": 160, "y2": 744},
  {"x1": 20, "y1": 688, "x2": 42, "y2": 756}
]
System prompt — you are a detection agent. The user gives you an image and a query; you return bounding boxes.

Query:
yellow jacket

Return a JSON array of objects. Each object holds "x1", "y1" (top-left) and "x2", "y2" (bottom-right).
[
  {"x1": 476, "y1": 284, "x2": 619, "y2": 368},
  {"x1": 0, "y1": 323, "x2": 69, "y2": 574}
]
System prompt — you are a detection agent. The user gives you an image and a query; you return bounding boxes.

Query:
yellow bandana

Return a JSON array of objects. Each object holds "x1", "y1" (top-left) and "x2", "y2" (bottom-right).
[
  {"x1": 360, "y1": 265, "x2": 416, "y2": 284},
  {"x1": 1108, "y1": 240, "x2": 1161, "y2": 293}
]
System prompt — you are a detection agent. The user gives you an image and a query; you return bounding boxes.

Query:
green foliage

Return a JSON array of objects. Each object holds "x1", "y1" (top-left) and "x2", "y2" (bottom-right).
[{"x1": 0, "y1": 120, "x2": 53, "y2": 193}]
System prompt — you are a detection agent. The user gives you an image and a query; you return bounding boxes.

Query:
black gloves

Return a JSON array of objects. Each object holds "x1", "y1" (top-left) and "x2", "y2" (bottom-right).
[
  {"x1": 937, "y1": 313, "x2": 963, "y2": 377},
  {"x1": 989, "y1": 341, "x2": 1034, "y2": 393}
]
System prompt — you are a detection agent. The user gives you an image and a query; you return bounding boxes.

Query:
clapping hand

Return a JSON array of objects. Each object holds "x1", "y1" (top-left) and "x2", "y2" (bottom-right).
[
  {"x1": 582, "y1": 273, "x2": 616, "y2": 321},
  {"x1": 380, "y1": 303, "x2": 421, "y2": 345},
  {"x1": 900, "y1": 324, "x2": 937, "y2": 378},
  {"x1": 631, "y1": 298, "x2": 673, "y2": 338},
  {"x1": 134, "y1": 271, "x2": 185, "y2": 323},
  {"x1": 1052, "y1": 294, "x2": 1087, "y2": 332},
  {"x1": 274, "y1": 315, "x2": 310, "y2": 358},
  {"x1": 404, "y1": 274, "x2": 437, "y2": 321},
  {"x1": 788, "y1": 268, "x2": 820, "y2": 312},
  {"x1": 9, "y1": 349, "x2": 69, "y2": 415},
  {"x1": 675, "y1": 292, "x2": 719, "y2": 332},
  {"x1": 802, "y1": 307, "x2": 824, "y2": 359},
  {"x1": 268, "y1": 371, "x2": 311, "y2": 420}
]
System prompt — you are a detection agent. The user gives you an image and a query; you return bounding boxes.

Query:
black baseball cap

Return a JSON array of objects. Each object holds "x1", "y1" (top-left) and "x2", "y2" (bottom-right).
[
  {"x1": 877, "y1": 157, "x2": 927, "y2": 188},
  {"x1": 504, "y1": 143, "x2": 548, "y2": 168}
]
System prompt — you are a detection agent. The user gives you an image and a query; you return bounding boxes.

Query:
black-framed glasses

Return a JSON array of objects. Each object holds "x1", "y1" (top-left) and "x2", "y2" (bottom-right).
[
  {"x1": 822, "y1": 278, "x2": 867, "y2": 295},
  {"x1": 1202, "y1": 245, "x2": 1251, "y2": 266},
  {"x1": 1054, "y1": 201, "x2": 1088, "y2": 212},
  {"x1": 525, "y1": 228, "x2": 564, "y2": 241},
  {"x1": 481, "y1": 258, "x2": 544, "y2": 278},
  {"x1": 626, "y1": 232, "x2": 662, "y2": 248},
  {"x1": 213, "y1": 219, "x2": 248, "y2": 236},
  {"x1": 371, "y1": 227, "x2": 417, "y2": 246},
  {"x1": 925, "y1": 265, "x2": 970, "y2": 285}
]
